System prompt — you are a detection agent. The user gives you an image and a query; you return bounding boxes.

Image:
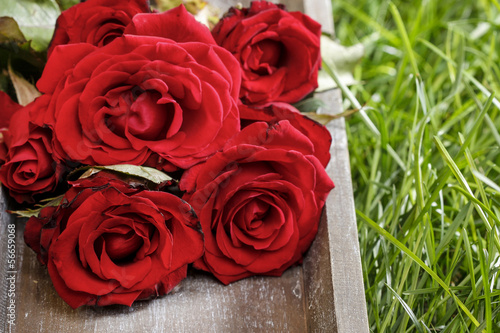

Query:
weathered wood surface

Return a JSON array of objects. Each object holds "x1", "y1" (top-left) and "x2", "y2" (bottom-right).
[{"x1": 0, "y1": 0, "x2": 369, "y2": 332}]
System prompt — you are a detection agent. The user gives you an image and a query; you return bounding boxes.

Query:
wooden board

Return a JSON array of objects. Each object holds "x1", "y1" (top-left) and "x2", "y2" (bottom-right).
[{"x1": 0, "y1": 0, "x2": 369, "y2": 332}]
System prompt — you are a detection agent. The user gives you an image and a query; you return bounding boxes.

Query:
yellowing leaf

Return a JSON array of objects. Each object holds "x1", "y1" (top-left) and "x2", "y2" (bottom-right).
[
  {"x1": 75, "y1": 164, "x2": 173, "y2": 185},
  {"x1": 8, "y1": 64, "x2": 41, "y2": 106},
  {"x1": 0, "y1": 17, "x2": 26, "y2": 43},
  {"x1": 8, "y1": 194, "x2": 64, "y2": 218}
]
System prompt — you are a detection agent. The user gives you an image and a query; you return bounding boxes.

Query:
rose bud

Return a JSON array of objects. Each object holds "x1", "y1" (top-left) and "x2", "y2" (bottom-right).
[
  {"x1": 180, "y1": 121, "x2": 334, "y2": 284},
  {"x1": 212, "y1": 1, "x2": 322, "y2": 105},
  {"x1": 239, "y1": 102, "x2": 331, "y2": 167},
  {"x1": 24, "y1": 171, "x2": 204, "y2": 309},
  {"x1": 47, "y1": 0, "x2": 150, "y2": 57},
  {"x1": 0, "y1": 95, "x2": 65, "y2": 203},
  {"x1": 37, "y1": 6, "x2": 241, "y2": 172}
]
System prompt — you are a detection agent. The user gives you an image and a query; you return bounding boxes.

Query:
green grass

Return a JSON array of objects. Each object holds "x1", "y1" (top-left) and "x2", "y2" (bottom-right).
[{"x1": 331, "y1": 0, "x2": 500, "y2": 331}]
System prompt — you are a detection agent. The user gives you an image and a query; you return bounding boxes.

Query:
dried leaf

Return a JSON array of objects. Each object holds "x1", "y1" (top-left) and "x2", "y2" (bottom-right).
[
  {"x1": 8, "y1": 64, "x2": 40, "y2": 106},
  {"x1": 8, "y1": 194, "x2": 64, "y2": 218},
  {"x1": 302, "y1": 108, "x2": 361, "y2": 125},
  {"x1": 74, "y1": 164, "x2": 173, "y2": 185}
]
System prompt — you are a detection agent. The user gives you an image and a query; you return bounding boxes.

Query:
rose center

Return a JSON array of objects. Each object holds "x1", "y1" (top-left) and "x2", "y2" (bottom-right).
[
  {"x1": 106, "y1": 90, "x2": 174, "y2": 141},
  {"x1": 96, "y1": 18, "x2": 129, "y2": 46},
  {"x1": 250, "y1": 40, "x2": 285, "y2": 75},
  {"x1": 101, "y1": 231, "x2": 144, "y2": 261},
  {"x1": 231, "y1": 198, "x2": 271, "y2": 234}
]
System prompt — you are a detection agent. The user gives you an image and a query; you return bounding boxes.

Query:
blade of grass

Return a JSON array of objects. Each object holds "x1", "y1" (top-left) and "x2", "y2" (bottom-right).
[
  {"x1": 473, "y1": 306, "x2": 500, "y2": 333},
  {"x1": 322, "y1": 60, "x2": 406, "y2": 170},
  {"x1": 434, "y1": 136, "x2": 500, "y2": 252},
  {"x1": 403, "y1": 287, "x2": 440, "y2": 296},
  {"x1": 386, "y1": 284, "x2": 425, "y2": 333},
  {"x1": 435, "y1": 202, "x2": 472, "y2": 258},
  {"x1": 389, "y1": 2, "x2": 420, "y2": 77},
  {"x1": 357, "y1": 210, "x2": 482, "y2": 327},
  {"x1": 336, "y1": 0, "x2": 401, "y2": 45},
  {"x1": 472, "y1": 170, "x2": 500, "y2": 194},
  {"x1": 448, "y1": 185, "x2": 500, "y2": 227},
  {"x1": 402, "y1": 94, "x2": 494, "y2": 237},
  {"x1": 476, "y1": 231, "x2": 492, "y2": 333},
  {"x1": 419, "y1": 37, "x2": 500, "y2": 111}
]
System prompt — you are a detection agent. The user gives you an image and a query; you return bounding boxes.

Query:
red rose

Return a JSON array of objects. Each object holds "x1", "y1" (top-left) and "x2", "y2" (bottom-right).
[
  {"x1": 24, "y1": 171, "x2": 204, "y2": 308},
  {"x1": 124, "y1": 5, "x2": 215, "y2": 44},
  {"x1": 180, "y1": 121, "x2": 334, "y2": 284},
  {"x1": 0, "y1": 95, "x2": 64, "y2": 203},
  {"x1": 0, "y1": 91, "x2": 21, "y2": 130},
  {"x1": 212, "y1": 1, "x2": 321, "y2": 105},
  {"x1": 37, "y1": 7, "x2": 241, "y2": 171},
  {"x1": 0, "y1": 91, "x2": 22, "y2": 164},
  {"x1": 47, "y1": 0, "x2": 150, "y2": 57},
  {"x1": 239, "y1": 102, "x2": 331, "y2": 167}
]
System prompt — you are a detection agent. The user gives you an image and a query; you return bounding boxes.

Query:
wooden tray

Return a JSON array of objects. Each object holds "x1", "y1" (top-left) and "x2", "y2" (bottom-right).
[{"x1": 0, "y1": 0, "x2": 369, "y2": 331}]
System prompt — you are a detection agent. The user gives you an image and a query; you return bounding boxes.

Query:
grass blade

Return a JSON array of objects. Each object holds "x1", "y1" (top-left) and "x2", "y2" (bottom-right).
[
  {"x1": 389, "y1": 2, "x2": 420, "y2": 77},
  {"x1": 434, "y1": 136, "x2": 500, "y2": 252},
  {"x1": 322, "y1": 60, "x2": 407, "y2": 170},
  {"x1": 386, "y1": 284, "x2": 425, "y2": 333},
  {"x1": 357, "y1": 210, "x2": 481, "y2": 327}
]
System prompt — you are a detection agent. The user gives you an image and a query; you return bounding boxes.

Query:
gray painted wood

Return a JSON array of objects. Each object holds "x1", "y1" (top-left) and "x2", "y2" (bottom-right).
[
  {"x1": 0, "y1": 1, "x2": 369, "y2": 332},
  {"x1": 311, "y1": 90, "x2": 370, "y2": 333}
]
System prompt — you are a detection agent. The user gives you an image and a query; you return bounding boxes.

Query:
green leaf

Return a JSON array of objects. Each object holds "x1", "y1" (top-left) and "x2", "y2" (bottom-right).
[
  {"x1": 318, "y1": 35, "x2": 363, "y2": 92},
  {"x1": 0, "y1": 17, "x2": 26, "y2": 43},
  {"x1": 2, "y1": 0, "x2": 61, "y2": 51},
  {"x1": 154, "y1": 0, "x2": 183, "y2": 12},
  {"x1": 293, "y1": 97, "x2": 327, "y2": 113},
  {"x1": 75, "y1": 164, "x2": 174, "y2": 185},
  {"x1": 55, "y1": 0, "x2": 79, "y2": 11},
  {"x1": 8, "y1": 63, "x2": 40, "y2": 105}
]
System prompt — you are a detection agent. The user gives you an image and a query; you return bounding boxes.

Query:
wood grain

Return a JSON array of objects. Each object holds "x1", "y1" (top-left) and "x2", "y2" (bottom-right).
[{"x1": 0, "y1": 1, "x2": 369, "y2": 332}]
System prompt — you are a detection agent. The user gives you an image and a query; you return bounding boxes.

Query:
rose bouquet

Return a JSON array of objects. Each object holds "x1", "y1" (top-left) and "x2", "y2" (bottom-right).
[{"x1": 0, "y1": 0, "x2": 334, "y2": 309}]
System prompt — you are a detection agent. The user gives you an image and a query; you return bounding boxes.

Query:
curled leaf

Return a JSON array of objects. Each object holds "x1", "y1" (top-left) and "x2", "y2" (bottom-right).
[{"x1": 72, "y1": 164, "x2": 173, "y2": 185}]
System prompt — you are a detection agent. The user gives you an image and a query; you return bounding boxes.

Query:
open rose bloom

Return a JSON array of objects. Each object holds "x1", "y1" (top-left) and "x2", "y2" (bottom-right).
[
  {"x1": 212, "y1": 1, "x2": 322, "y2": 105},
  {"x1": 39, "y1": 5, "x2": 241, "y2": 171},
  {"x1": 24, "y1": 172, "x2": 204, "y2": 308},
  {"x1": 181, "y1": 121, "x2": 334, "y2": 284},
  {"x1": 1, "y1": 0, "x2": 335, "y2": 309}
]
